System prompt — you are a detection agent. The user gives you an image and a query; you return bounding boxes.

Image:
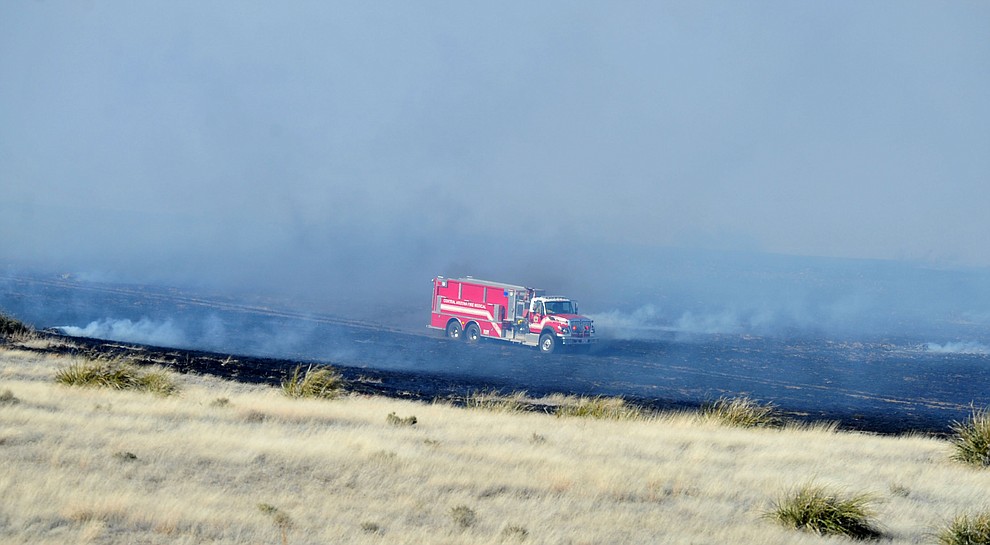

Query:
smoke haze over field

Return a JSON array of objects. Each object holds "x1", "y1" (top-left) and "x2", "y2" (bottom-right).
[
  {"x1": 2, "y1": 2, "x2": 990, "y2": 340},
  {"x1": 58, "y1": 318, "x2": 187, "y2": 348}
]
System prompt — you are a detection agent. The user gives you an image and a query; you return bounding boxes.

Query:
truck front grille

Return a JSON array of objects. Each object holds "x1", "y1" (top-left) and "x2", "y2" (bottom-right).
[{"x1": 569, "y1": 321, "x2": 593, "y2": 336}]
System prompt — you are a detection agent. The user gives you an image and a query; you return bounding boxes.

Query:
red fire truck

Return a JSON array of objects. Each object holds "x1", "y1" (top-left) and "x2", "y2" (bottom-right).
[{"x1": 429, "y1": 276, "x2": 596, "y2": 353}]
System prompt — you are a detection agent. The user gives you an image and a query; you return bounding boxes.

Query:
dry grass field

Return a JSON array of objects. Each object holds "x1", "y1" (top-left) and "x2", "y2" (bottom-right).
[{"x1": 2, "y1": 341, "x2": 989, "y2": 544}]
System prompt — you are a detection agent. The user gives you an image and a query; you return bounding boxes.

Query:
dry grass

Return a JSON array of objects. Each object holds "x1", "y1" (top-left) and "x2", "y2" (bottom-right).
[
  {"x1": 767, "y1": 483, "x2": 884, "y2": 539},
  {"x1": 551, "y1": 394, "x2": 650, "y2": 420},
  {"x1": 2, "y1": 347, "x2": 990, "y2": 544},
  {"x1": 55, "y1": 358, "x2": 178, "y2": 396},
  {"x1": 700, "y1": 395, "x2": 783, "y2": 428},
  {"x1": 0, "y1": 311, "x2": 34, "y2": 343},
  {"x1": 950, "y1": 406, "x2": 990, "y2": 468},
  {"x1": 938, "y1": 510, "x2": 990, "y2": 545},
  {"x1": 464, "y1": 389, "x2": 529, "y2": 413},
  {"x1": 281, "y1": 364, "x2": 345, "y2": 399}
]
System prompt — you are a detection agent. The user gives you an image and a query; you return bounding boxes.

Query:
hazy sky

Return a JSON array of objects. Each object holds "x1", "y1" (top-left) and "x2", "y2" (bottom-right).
[{"x1": 2, "y1": 2, "x2": 988, "y2": 300}]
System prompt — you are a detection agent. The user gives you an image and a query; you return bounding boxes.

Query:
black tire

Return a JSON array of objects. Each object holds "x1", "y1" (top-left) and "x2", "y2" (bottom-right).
[
  {"x1": 538, "y1": 332, "x2": 558, "y2": 354},
  {"x1": 465, "y1": 323, "x2": 481, "y2": 343},
  {"x1": 446, "y1": 320, "x2": 463, "y2": 340}
]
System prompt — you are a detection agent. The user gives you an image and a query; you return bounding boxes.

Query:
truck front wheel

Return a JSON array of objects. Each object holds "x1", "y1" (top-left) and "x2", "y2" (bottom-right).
[
  {"x1": 538, "y1": 332, "x2": 558, "y2": 354},
  {"x1": 446, "y1": 320, "x2": 463, "y2": 340}
]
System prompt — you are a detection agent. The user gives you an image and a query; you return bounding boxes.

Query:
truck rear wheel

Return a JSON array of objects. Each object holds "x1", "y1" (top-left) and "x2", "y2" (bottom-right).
[
  {"x1": 446, "y1": 320, "x2": 463, "y2": 340},
  {"x1": 538, "y1": 332, "x2": 558, "y2": 354},
  {"x1": 465, "y1": 323, "x2": 481, "y2": 343}
]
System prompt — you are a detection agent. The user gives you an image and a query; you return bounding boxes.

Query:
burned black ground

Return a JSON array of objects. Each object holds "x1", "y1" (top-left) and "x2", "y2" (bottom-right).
[{"x1": 5, "y1": 330, "x2": 975, "y2": 436}]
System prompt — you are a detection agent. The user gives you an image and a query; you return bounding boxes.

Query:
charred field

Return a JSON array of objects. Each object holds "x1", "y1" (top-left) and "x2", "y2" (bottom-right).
[{"x1": 2, "y1": 272, "x2": 989, "y2": 436}]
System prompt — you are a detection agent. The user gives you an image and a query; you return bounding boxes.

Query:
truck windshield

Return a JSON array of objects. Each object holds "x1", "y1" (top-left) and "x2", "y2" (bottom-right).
[{"x1": 544, "y1": 301, "x2": 575, "y2": 315}]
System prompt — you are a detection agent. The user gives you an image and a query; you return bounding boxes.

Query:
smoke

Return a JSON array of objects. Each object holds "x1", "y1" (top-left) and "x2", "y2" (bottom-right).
[
  {"x1": 925, "y1": 341, "x2": 990, "y2": 355},
  {"x1": 0, "y1": 2, "x2": 988, "y2": 353},
  {"x1": 51, "y1": 309, "x2": 370, "y2": 363},
  {"x1": 2, "y1": 4, "x2": 989, "y2": 282},
  {"x1": 4, "y1": 239, "x2": 989, "y2": 350},
  {"x1": 587, "y1": 275, "x2": 990, "y2": 341},
  {"x1": 589, "y1": 306, "x2": 670, "y2": 340},
  {"x1": 590, "y1": 305, "x2": 766, "y2": 338},
  {"x1": 675, "y1": 310, "x2": 750, "y2": 336},
  {"x1": 592, "y1": 304, "x2": 847, "y2": 339},
  {"x1": 569, "y1": 244, "x2": 990, "y2": 342},
  {"x1": 59, "y1": 318, "x2": 188, "y2": 347}
]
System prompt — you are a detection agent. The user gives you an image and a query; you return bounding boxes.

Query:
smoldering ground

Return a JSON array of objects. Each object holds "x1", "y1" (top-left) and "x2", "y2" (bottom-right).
[
  {"x1": 6, "y1": 243, "x2": 990, "y2": 348},
  {"x1": 6, "y1": 272, "x2": 989, "y2": 435},
  {"x1": 4, "y1": 260, "x2": 990, "y2": 435}
]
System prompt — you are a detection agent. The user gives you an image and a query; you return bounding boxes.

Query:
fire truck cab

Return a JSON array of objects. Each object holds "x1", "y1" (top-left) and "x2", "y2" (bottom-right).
[{"x1": 429, "y1": 276, "x2": 596, "y2": 353}]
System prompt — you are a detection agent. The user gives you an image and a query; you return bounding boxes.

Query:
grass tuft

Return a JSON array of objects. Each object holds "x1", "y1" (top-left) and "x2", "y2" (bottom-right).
[
  {"x1": 281, "y1": 365, "x2": 345, "y2": 399},
  {"x1": 554, "y1": 395, "x2": 648, "y2": 420},
  {"x1": 386, "y1": 412, "x2": 417, "y2": 426},
  {"x1": 888, "y1": 483, "x2": 910, "y2": 498},
  {"x1": 450, "y1": 505, "x2": 477, "y2": 529},
  {"x1": 501, "y1": 525, "x2": 529, "y2": 541},
  {"x1": 243, "y1": 410, "x2": 268, "y2": 423},
  {"x1": 938, "y1": 511, "x2": 990, "y2": 545},
  {"x1": 360, "y1": 521, "x2": 384, "y2": 535},
  {"x1": 0, "y1": 311, "x2": 33, "y2": 340},
  {"x1": 55, "y1": 360, "x2": 178, "y2": 396},
  {"x1": 949, "y1": 406, "x2": 990, "y2": 468},
  {"x1": 784, "y1": 419, "x2": 840, "y2": 434},
  {"x1": 258, "y1": 503, "x2": 293, "y2": 545},
  {"x1": 766, "y1": 483, "x2": 883, "y2": 540},
  {"x1": 700, "y1": 396, "x2": 783, "y2": 428},
  {"x1": 466, "y1": 389, "x2": 528, "y2": 413},
  {"x1": 113, "y1": 451, "x2": 138, "y2": 462},
  {"x1": 0, "y1": 388, "x2": 18, "y2": 405}
]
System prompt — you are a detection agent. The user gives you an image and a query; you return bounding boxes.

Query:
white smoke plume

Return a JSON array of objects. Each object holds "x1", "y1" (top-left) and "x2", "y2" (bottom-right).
[
  {"x1": 59, "y1": 318, "x2": 187, "y2": 347},
  {"x1": 588, "y1": 305, "x2": 676, "y2": 340},
  {"x1": 925, "y1": 341, "x2": 990, "y2": 355}
]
